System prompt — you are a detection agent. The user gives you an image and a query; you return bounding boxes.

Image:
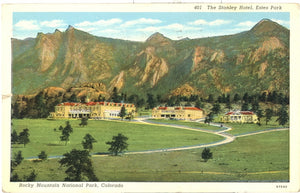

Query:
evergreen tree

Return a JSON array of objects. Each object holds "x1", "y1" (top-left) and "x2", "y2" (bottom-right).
[
  {"x1": 225, "y1": 94, "x2": 231, "y2": 104},
  {"x1": 225, "y1": 100, "x2": 232, "y2": 110},
  {"x1": 241, "y1": 102, "x2": 249, "y2": 111},
  {"x1": 276, "y1": 105, "x2": 289, "y2": 126},
  {"x1": 121, "y1": 93, "x2": 127, "y2": 102},
  {"x1": 136, "y1": 98, "x2": 145, "y2": 108},
  {"x1": 106, "y1": 133, "x2": 128, "y2": 156},
  {"x1": 69, "y1": 94, "x2": 78, "y2": 102},
  {"x1": 156, "y1": 94, "x2": 162, "y2": 104},
  {"x1": 10, "y1": 173, "x2": 21, "y2": 182},
  {"x1": 82, "y1": 134, "x2": 97, "y2": 152},
  {"x1": 233, "y1": 93, "x2": 241, "y2": 103},
  {"x1": 217, "y1": 96, "x2": 223, "y2": 103},
  {"x1": 60, "y1": 121, "x2": 73, "y2": 145},
  {"x1": 18, "y1": 128, "x2": 30, "y2": 147},
  {"x1": 38, "y1": 151, "x2": 48, "y2": 161},
  {"x1": 35, "y1": 92, "x2": 48, "y2": 118},
  {"x1": 97, "y1": 94, "x2": 105, "y2": 102},
  {"x1": 80, "y1": 96, "x2": 87, "y2": 103},
  {"x1": 127, "y1": 111, "x2": 134, "y2": 121},
  {"x1": 13, "y1": 151, "x2": 24, "y2": 166},
  {"x1": 201, "y1": 148, "x2": 213, "y2": 162},
  {"x1": 267, "y1": 91, "x2": 279, "y2": 104},
  {"x1": 265, "y1": 108, "x2": 273, "y2": 125},
  {"x1": 24, "y1": 170, "x2": 37, "y2": 181},
  {"x1": 147, "y1": 93, "x2": 156, "y2": 109},
  {"x1": 79, "y1": 117, "x2": 88, "y2": 127},
  {"x1": 251, "y1": 100, "x2": 259, "y2": 112},
  {"x1": 174, "y1": 97, "x2": 181, "y2": 106},
  {"x1": 58, "y1": 125, "x2": 63, "y2": 131},
  {"x1": 119, "y1": 105, "x2": 126, "y2": 120},
  {"x1": 111, "y1": 87, "x2": 120, "y2": 103},
  {"x1": 211, "y1": 103, "x2": 221, "y2": 114},
  {"x1": 207, "y1": 94, "x2": 214, "y2": 103},
  {"x1": 195, "y1": 99, "x2": 203, "y2": 109},
  {"x1": 12, "y1": 103, "x2": 20, "y2": 119},
  {"x1": 272, "y1": 91, "x2": 279, "y2": 104},
  {"x1": 128, "y1": 94, "x2": 139, "y2": 104},
  {"x1": 256, "y1": 109, "x2": 263, "y2": 126},
  {"x1": 242, "y1": 92, "x2": 249, "y2": 103},
  {"x1": 220, "y1": 94, "x2": 226, "y2": 103},
  {"x1": 283, "y1": 95, "x2": 289, "y2": 105},
  {"x1": 167, "y1": 96, "x2": 176, "y2": 106},
  {"x1": 259, "y1": 92, "x2": 267, "y2": 103},
  {"x1": 204, "y1": 112, "x2": 214, "y2": 124},
  {"x1": 59, "y1": 149, "x2": 98, "y2": 181},
  {"x1": 11, "y1": 130, "x2": 19, "y2": 144}
]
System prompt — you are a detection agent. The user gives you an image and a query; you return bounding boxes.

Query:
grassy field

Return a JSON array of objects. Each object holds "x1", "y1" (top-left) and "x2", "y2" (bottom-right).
[
  {"x1": 146, "y1": 118, "x2": 288, "y2": 136},
  {"x1": 12, "y1": 130, "x2": 289, "y2": 182},
  {"x1": 11, "y1": 119, "x2": 223, "y2": 158},
  {"x1": 225, "y1": 117, "x2": 288, "y2": 135}
]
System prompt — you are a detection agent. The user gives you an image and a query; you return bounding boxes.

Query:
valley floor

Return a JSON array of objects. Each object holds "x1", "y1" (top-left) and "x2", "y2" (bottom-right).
[{"x1": 11, "y1": 118, "x2": 289, "y2": 182}]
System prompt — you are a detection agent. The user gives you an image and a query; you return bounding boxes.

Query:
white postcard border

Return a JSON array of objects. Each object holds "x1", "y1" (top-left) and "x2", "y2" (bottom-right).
[{"x1": 2, "y1": 3, "x2": 300, "y2": 193}]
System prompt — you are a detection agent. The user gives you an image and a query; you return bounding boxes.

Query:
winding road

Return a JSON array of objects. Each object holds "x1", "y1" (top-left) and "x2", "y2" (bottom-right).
[
  {"x1": 26, "y1": 119, "x2": 289, "y2": 160},
  {"x1": 123, "y1": 119, "x2": 288, "y2": 155}
]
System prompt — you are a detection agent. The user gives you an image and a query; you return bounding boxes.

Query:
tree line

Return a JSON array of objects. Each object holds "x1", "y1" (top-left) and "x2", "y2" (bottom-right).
[{"x1": 12, "y1": 85, "x2": 289, "y2": 119}]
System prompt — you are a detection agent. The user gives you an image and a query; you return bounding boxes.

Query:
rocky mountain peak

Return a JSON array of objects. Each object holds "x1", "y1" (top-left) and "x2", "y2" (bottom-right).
[
  {"x1": 250, "y1": 19, "x2": 288, "y2": 35},
  {"x1": 12, "y1": 19, "x2": 289, "y2": 97},
  {"x1": 146, "y1": 32, "x2": 172, "y2": 46},
  {"x1": 66, "y1": 25, "x2": 75, "y2": 31},
  {"x1": 54, "y1": 29, "x2": 62, "y2": 33}
]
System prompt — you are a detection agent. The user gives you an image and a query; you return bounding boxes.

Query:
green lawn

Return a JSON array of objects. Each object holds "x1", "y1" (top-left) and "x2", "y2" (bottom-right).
[
  {"x1": 94, "y1": 130, "x2": 289, "y2": 182},
  {"x1": 11, "y1": 119, "x2": 223, "y2": 158},
  {"x1": 148, "y1": 119, "x2": 223, "y2": 131},
  {"x1": 225, "y1": 117, "x2": 289, "y2": 135},
  {"x1": 12, "y1": 130, "x2": 289, "y2": 182}
]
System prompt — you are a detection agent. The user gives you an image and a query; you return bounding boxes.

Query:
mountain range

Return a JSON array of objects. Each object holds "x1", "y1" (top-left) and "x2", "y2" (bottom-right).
[{"x1": 12, "y1": 19, "x2": 289, "y2": 102}]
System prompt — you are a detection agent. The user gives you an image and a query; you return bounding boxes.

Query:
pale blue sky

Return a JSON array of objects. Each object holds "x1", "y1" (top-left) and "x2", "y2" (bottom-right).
[{"x1": 13, "y1": 12, "x2": 289, "y2": 41}]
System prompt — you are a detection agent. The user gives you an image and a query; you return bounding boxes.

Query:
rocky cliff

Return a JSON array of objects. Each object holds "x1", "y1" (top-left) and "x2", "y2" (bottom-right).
[{"x1": 12, "y1": 19, "x2": 289, "y2": 99}]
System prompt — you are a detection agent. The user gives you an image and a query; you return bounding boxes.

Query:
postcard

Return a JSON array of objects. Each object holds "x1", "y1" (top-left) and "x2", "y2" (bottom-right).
[{"x1": 1, "y1": 3, "x2": 300, "y2": 193}]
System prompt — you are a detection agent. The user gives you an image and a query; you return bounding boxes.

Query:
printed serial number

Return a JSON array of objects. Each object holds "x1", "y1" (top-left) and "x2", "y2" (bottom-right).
[{"x1": 276, "y1": 185, "x2": 287, "y2": 188}]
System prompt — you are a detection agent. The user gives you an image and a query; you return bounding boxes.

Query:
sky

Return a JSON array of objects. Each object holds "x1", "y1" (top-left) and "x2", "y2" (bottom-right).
[{"x1": 13, "y1": 12, "x2": 289, "y2": 41}]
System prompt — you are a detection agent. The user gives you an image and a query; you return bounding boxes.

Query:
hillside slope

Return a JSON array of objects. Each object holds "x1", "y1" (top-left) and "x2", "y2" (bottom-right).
[{"x1": 12, "y1": 19, "x2": 289, "y2": 98}]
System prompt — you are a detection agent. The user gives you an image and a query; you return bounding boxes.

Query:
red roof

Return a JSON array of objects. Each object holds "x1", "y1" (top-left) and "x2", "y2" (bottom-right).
[
  {"x1": 59, "y1": 102, "x2": 78, "y2": 106},
  {"x1": 59, "y1": 101, "x2": 134, "y2": 107},
  {"x1": 183, "y1": 107, "x2": 202, "y2": 111},
  {"x1": 158, "y1": 107, "x2": 168, "y2": 110},
  {"x1": 85, "y1": 101, "x2": 105, "y2": 106},
  {"x1": 241, "y1": 111, "x2": 254, "y2": 115},
  {"x1": 226, "y1": 111, "x2": 255, "y2": 115},
  {"x1": 86, "y1": 102, "x2": 96, "y2": 106}
]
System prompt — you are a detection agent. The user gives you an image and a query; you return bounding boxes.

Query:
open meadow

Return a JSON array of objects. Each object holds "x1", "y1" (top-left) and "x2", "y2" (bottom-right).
[
  {"x1": 12, "y1": 128, "x2": 289, "y2": 182},
  {"x1": 148, "y1": 119, "x2": 224, "y2": 131},
  {"x1": 225, "y1": 117, "x2": 288, "y2": 136},
  {"x1": 11, "y1": 118, "x2": 289, "y2": 182},
  {"x1": 11, "y1": 119, "x2": 224, "y2": 158}
]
